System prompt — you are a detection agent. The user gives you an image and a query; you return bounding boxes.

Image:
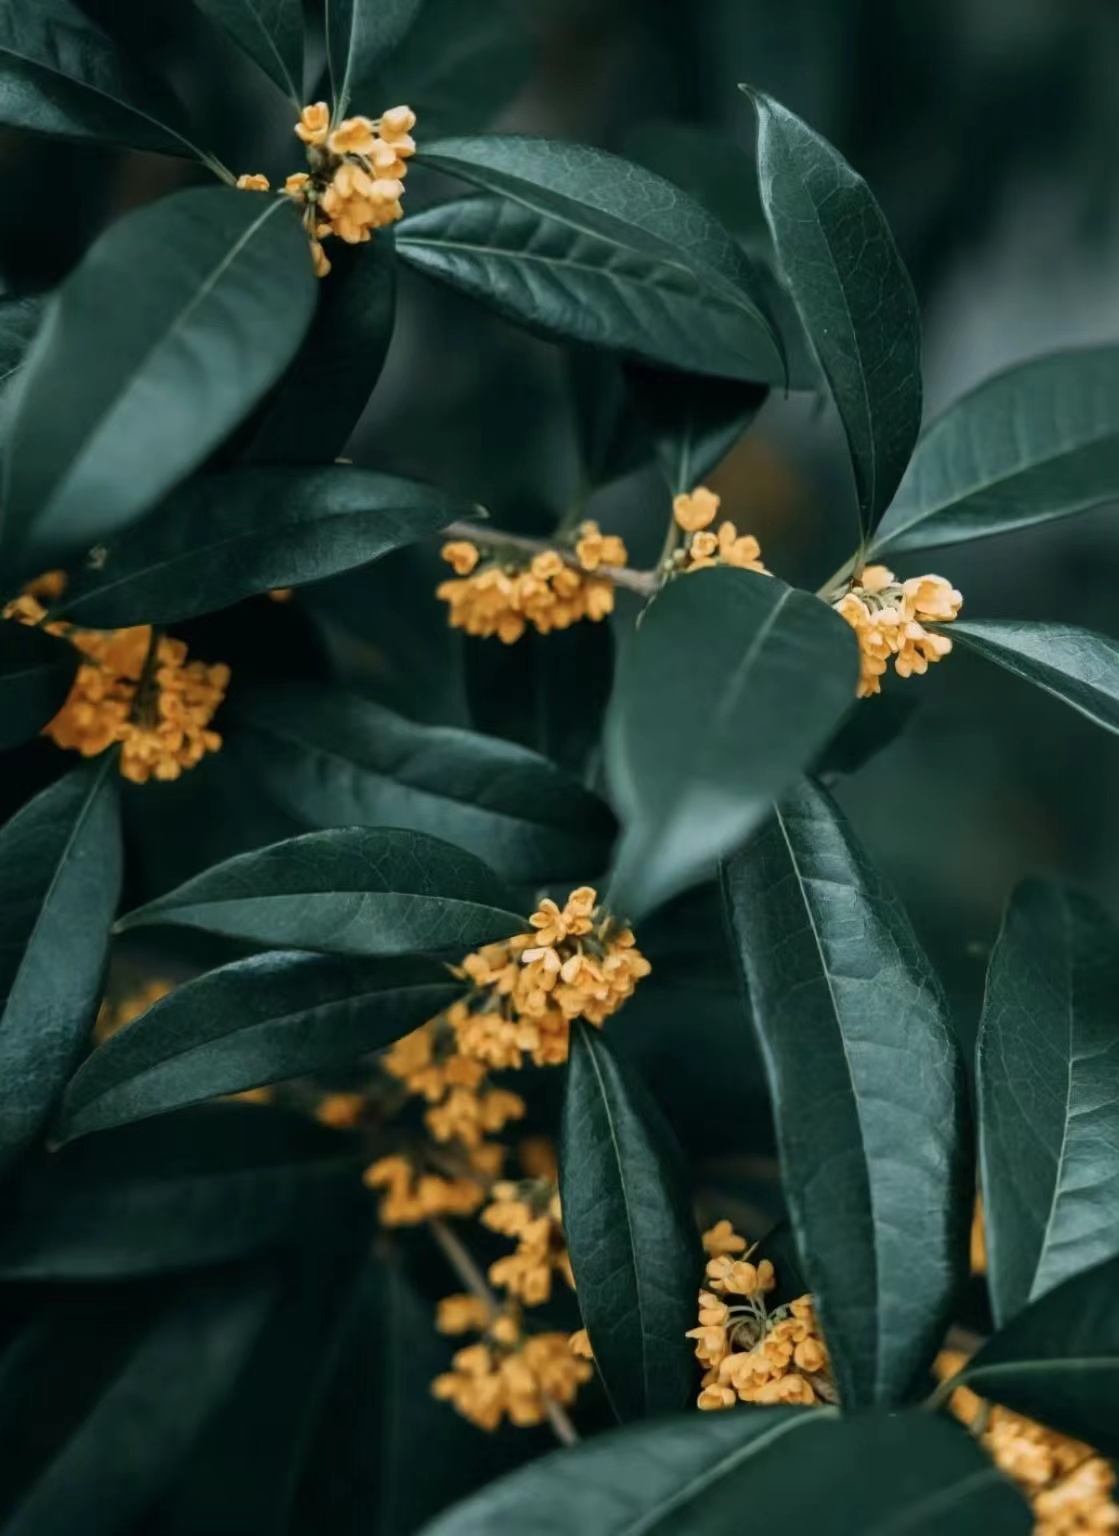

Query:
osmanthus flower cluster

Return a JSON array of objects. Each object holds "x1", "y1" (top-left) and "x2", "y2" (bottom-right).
[
  {"x1": 832, "y1": 566, "x2": 963, "y2": 698},
  {"x1": 437, "y1": 522, "x2": 629, "y2": 643},
  {"x1": 237, "y1": 102, "x2": 417, "y2": 277},
  {"x1": 3, "y1": 575, "x2": 229, "y2": 783},
  {"x1": 670, "y1": 487, "x2": 769, "y2": 575},
  {"x1": 937, "y1": 1351, "x2": 1118, "y2": 1536},
  {"x1": 688, "y1": 1220, "x2": 836, "y2": 1410}
]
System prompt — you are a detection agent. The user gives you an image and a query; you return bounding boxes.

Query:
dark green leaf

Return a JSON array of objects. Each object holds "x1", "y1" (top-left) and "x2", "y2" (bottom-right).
[
  {"x1": 948, "y1": 619, "x2": 1119, "y2": 735},
  {"x1": 326, "y1": 0, "x2": 422, "y2": 117},
  {"x1": 0, "y1": 293, "x2": 44, "y2": 430},
  {"x1": 605, "y1": 568, "x2": 859, "y2": 922},
  {"x1": 721, "y1": 778, "x2": 970, "y2": 1407},
  {"x1": 191, "y1": 0, "x2": 303, "y2": 101},
  {"x1": 118, "y1": 826, "x2": 525, "y2": 955},
  {"x1": 0, "y1": 759, "x2": 121, "y2": 1171},
  {"x1": 0, "y1": 1103, "x2": 367, "y2": 1278},
  {"x1": 0, "y1": 0, "x2": 195, "y2": 155},
  {"x1": 560, "y1": 1021, "x2": 700, "y2": 1422},
  {"x1": 422, "y1": 1407, "x2": 1029, "y2": 1535},
  {"x1": 230, "y1": 681, "x2": 616, "y2": 882},
  {"x1": 3, "y1": 187, "x2": 318, "y2": 564},
  {"x1": 625, "y1": 363, "x2": 768, "y2": 494},
  {"x1": 566, "y1": 352, "x2": 650, "y2": 491},
  {"x1": 956, "y1": 1255, "x2": 1119, "y2": 1456},
  {"x1": 874, "y1": 348, "x2": 1119, "y2": 556},
  {"x1": 0, "y1": 1275, "x2": 274, "y2": 1536},
  {"x1": 816, "y1": 691, "x2": 918, "y2": 781},
  {"x1": 978, "y1": 881, "x2": 1119, "y2": 1326},
  {"x1": 249, "y1": 236, "x2": 397, "y2": 465},
  {"x1": 626, "y1": 121, "x2": 769, "y2": 248},
  {"x1": 60, "y1": 952, "x2": 462, "y2": 1139},
  {"x1": 56, "y1": 465, "x2": 459, "y2": 628},
  {"x1": 746, "y1": 88, "x2": 922, "y2": 535},
  {"x1": 405, "y1": 136, "x2": 784, "y2": 382},
  {"x1": 0, "y1": 621, "x2": 77, "y2": 752}
]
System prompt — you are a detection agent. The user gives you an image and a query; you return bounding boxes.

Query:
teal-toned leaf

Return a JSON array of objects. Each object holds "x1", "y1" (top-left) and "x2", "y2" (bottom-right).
[
  {"x1": 0, "y1": 1275, "x2": 274, "y2": 1536},
  {"x1": 0, "y1": 760, "x2": 121, "y2": 1171},
  {"x1": 746, "y1": 88, "x2": 922, "y2": 535},
  {"x1": 0, "y1": 294, "x2": 44, "y2": 432},
  {"x1": 626, "y1": 121, "x2": 768, "y2": 248},
  {"x1": 625, "y1": 363, "x2": 768, "y2": 494},
  {"x1": 404, "y1": 136, "x2": 784, "y2": 383},
  {"x1": 955, "y1": 1255, "x2": 1119, "y2": 1456},
  {"x1": 191, "y1": 0, "x2": 303, "y2": 101},
  {"x1": 55, "y1": 466, "x2": 460, "y2": 629},
  {"x1": 978, "y1": 881, "x2": 1119, "y2": 1326},
  {"x1": 560, "y1": 1021, "x2": 700, "y2": 1422},
  {"x1": 605, "y1": 567, "x2": 859, "y2": 922},
  {"x1": 249, "y1": 236, "x2": 397, "y2": 465},
  {"x1": 0, "y1": 0, "x2": 195, "y2": 155},
  {"x1": 230, "y1": 682, "x2": 616, "y2": 882},
  {"x1": 422, "y1": 1407, "x2": 1028, "y2": 1535},
  {"x1": 0, "y1": 620, "x2": 77, "y2": 752},
  {"x1": 567, "y1": 352, "x2": 650, "y2": 491},
  {"x1": 60, "y1": 952, "x2": 461, "y2": 1139},
  {"x1": 3, "y1": 187, "x2": 318, "y2": 564},
  {"x1": 874, "y1": 348, "x2": 1119, "y2": 556},
  {"x1": 118, "y1": 826, "x2": 525, "y2": 955},
  {"x1": 326, "y1": 0, "x2": 422, "y2": 118},
  {"x1": 948, "y1": 619, "x2": 1119, "y2": 735},
  {"x1": 0, "y1": 1103, "x2": 367, "y2": 1278},
  {"x1": 721, "y1": 778, "x2": 970, "y2": 1407}
]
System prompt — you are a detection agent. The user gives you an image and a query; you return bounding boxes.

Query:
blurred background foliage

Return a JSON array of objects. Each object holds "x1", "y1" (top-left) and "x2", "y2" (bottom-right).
[{"x1": 4, "y1": 0, "x2": 1119, "y2": 1135}]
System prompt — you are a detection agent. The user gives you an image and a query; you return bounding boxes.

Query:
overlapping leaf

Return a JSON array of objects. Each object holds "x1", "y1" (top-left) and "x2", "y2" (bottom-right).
[
  {"x1": 56, "y1": 465, "x2": 460, "y2": 628},
  {"x1": 605, "y1": 567, "x2": 859, "y2": 922},
  {"x1": 192, "y1": 0, "x2": 303, "y2": 101},
  {"x1": 560, "y1": 1022, "x2": 699, "y2": 1421},
  {"x1": 326, "y1": 0, "x2": 422, "y2": 117},
  {"x1": 3, "y1": 187, "x2": 317, "y2": 563},
  {"x1": 747, "y1": 89, "x2": 922, "y2": 535},
  {"x1": 230, "y1": 682, "x2": 616, "y2": 881},
  {"x1": 949, "y1": 619, "x2": 1119, "y2": 734},
  {"x1": 874, "y1": 347, "x2": 1119, "y2": 555},
  {"x1": 0, "y1": 760, "x2": 121, "y2": 1171},
  {"x1": 978, "y1": 881, "x2": 1119, "y2": 1326},
  {"x1": 0, "y1": 620, "x2": 77, "y2": 752},
  {"x1": 118, "y1": 826, "x2": 525, "y2": 955},
  {"x1": 721, "y1": 778, "x2": 970, "y2": 1406}
]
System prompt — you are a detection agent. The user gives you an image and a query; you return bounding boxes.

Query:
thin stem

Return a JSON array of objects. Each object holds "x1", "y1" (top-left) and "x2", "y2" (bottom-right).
[
  {"x1": 442, "y1": 520, "x2": 659, "y2": 599},
  {"x1": 427, "y1": 1217, "x2": 580, "y2": 1449},
  {"x1": 815, "y1": 551, "x2": 860, "y2": 601}
]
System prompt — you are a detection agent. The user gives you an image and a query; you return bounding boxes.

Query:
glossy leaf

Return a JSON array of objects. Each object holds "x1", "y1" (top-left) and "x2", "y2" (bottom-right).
[
  {"x1": 60, "y1": 953, "x2": 461, "y2": 1140},
  {"x1": 605, "y1": 567, "x2": 859, "y2": 922},
  {"x1": 56, "y1": 465, "x2": 460, "y2": 629},
  {"x1": 0, "y1": 1103, "x2": 367, "y2": 1278},
  {"x1": 0, "y1": 760, "x2": 121, "y2": 1171},
  {"x1": 747, "y1": 89, "x2": 922, "y2": 535},
  {"x1": 0, "y1": 1276, "x2": 274, "y2": 1536},
  {"x1": 949, "y1": 619, "x2": 1119, "y2": 735},
  {"x1": 957, "y1": 1255, "x2": 1119, "y2": 1456},
  {"x1": 625, "y1": 363, "x2": 768, "y2": 493},
  {"x1": 192, "y1": 0, "x2": 303, "y2": 101},
  {"x1": 118, "y1": 826, "x2": 525, "y2": 956},
  {"x1": 326, "y1": 0, "x2": 422, "y2": 117},
  {"x1": 3, "y1": 187, "x2": 317, "y2": 564},
  {"x1": 407, "y1": 136, "x2": 784, "y2": 383},
  {"x1": 423, "y1": 1407, "x2": 1029, "y2": 1535},
  {"x1": 0, "y1": 620, "x2": 77, "y2": 752},
  {"x1": 978, "y1": 881, "x2": 1119, "y2": 1326},
  {"x1": 560, "y1": 1021, "x2": 700, "y2": 1422},
  {"x1": 0, "y1": 0, "x2": 194, "y2": 155},
  {"x1": 0, "y1": 293, "x2": 43, "y2": 429},
  {"x1": 874, "y1": 347, "x2": 1119, "y2": 556},
  {"x1": 230, "y1": 682, "x2": 616, "y2": 882},
  {"x1": 249, "y1": 236, "x2": 397, "y2": 465},
  {"x1": 721, "y1": 778, "x2": 970, "y2": 1407}
]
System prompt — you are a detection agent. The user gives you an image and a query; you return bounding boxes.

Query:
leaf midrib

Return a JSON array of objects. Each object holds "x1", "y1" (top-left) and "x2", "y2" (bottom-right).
[{"x1": 1031, "y1": 893, "x2": 1079, "y2": 1304}]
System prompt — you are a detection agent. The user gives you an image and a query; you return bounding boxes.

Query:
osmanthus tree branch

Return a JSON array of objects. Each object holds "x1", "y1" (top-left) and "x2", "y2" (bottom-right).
[
  {"x1": 427, "y1": 1216, "x2": 581, "y2": 1449},
  {"x1": 442, "y1": 520, "x2": 660, "y2": 598}
]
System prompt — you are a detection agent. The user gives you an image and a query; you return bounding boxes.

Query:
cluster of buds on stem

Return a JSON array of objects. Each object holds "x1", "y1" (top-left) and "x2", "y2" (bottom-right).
[{"x1": 832, "y1": 565, "x2": 962, "y2": 698}]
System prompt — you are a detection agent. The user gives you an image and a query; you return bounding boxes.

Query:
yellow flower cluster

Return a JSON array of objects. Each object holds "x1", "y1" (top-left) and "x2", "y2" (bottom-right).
[
  {"x1": 364, "y1": 1152, "x2": 488, "y2": 1226},
  {"x1": 688, "y1": 1221, "x2": 836, "y2": 1411},
  {"x1": 237, "y1": 103, "x2": 416, "y2": 278},
  {"x1": 4, "y1": 578, "x2": 229, "y2": 783},
  {"x1": 482, "y1": 1178, "x2": 574, "y2": 1306},
  {"x1": 433, "y1": 1313, "x2": 592, "y2": 1432},
  {"x1": 436, "y1": 522, "x2": 628, "y2": 643},
  {"x1": 833, "y1": 565, "x2": 962, "y2": 698},
  {"x1": 938, "y1": 1351, "x2": 1117, "y2": 1536},
  {"x1": 671, "y1": 487, "x2": 768, "y2": 575}
]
